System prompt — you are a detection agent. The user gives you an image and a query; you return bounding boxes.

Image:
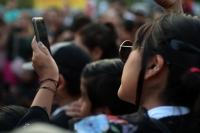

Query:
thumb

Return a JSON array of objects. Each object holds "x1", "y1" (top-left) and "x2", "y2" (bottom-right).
[{"x1": 38, "y1": 41, "x2": 50, "y2": 56}]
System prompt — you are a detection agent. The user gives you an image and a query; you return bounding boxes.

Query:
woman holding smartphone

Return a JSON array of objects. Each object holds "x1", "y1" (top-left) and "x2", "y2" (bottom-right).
[{"x1": 17, "y1": 0, "x2": 200, "y2": 132}]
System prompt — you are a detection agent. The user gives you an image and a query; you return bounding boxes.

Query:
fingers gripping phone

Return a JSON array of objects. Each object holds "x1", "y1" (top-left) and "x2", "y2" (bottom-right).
[{"x1": 32, "y1": 17, "x2": 51, "y2": 54}]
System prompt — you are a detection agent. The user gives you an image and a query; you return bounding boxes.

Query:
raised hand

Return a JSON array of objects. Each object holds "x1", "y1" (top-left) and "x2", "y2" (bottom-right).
[
  {"x1": 154, "y1": 0, "x2": 183, "y2": 13},
  {"x1": 31, "y1": 37, "x2": 59, "y2": 116},
  {"x1": 66, "y1": 101, "x2": 82, "y2": 118},
  {"x1": 31, "y1": 37, "x2": 59, "y2": 81}
]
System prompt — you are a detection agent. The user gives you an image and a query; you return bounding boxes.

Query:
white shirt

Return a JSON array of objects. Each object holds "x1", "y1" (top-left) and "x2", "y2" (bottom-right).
[
  {"x1": 148, "y1": 106, "x2": 190, "y2": 120},
  {"x1": 51, "y1": 105, "x2": 69, "y2": 117}
]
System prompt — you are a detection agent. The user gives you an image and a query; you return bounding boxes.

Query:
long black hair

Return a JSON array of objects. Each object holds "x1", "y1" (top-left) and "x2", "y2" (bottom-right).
[{"x1": 134, "y1": 14, "x2": 200, "y2": 117}]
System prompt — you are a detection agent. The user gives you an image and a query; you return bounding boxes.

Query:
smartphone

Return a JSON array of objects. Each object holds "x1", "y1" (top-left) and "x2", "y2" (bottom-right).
[{"x1": 32, "y1": 17, "x2": 51, "y2": 54}]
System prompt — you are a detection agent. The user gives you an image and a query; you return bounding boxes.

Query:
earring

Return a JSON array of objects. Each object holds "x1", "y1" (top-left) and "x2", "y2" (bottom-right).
[
  {"x1": 154, "y1": 67, "x2": 160, "y2": 71},
  {"x1": 149, "y1": 70, "x2": 152, "y2": 74}
]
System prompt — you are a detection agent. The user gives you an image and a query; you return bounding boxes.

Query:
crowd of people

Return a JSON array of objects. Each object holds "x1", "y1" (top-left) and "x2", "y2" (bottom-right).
[{"x1": 0, "y1": 0, "x2": 200, "y2": 132}]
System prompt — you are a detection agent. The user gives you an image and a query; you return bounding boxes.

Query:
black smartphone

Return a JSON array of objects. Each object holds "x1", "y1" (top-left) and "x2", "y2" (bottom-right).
[{"x1": 32, "y1": 17, "x2": 51, "y2": 54}]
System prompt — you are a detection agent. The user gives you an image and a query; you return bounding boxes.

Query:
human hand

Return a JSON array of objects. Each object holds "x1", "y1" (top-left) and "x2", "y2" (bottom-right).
[
  {"x1": 31, "y1": 37, "x2": 59, "y2": 81},
  {"x1": 66, "y1": 101, "x2": 82, "y2": 118},
  {"x1": 154, "y1": 0, "x2": 183, "y2": 13}
]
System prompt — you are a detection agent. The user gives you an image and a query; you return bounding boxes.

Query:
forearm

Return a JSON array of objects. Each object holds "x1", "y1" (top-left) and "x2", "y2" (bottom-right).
[{"x1": 31, "y1": 81, "x2": 56, "y2": 116}]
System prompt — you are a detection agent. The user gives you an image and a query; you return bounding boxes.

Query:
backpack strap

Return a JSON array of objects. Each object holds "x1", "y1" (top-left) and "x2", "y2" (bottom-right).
[{"x1": 150, "y1": 118, "x2": 172, "y2": 133}]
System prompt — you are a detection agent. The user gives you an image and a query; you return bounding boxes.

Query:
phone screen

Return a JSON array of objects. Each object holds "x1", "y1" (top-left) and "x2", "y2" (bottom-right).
[{"x1": 32, "y1": 17, "x2": 51, "y2": 54}]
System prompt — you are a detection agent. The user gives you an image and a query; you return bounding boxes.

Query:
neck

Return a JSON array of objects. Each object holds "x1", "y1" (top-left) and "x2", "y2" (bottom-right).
[
  {"x1": 19, "y1": 29, "x2": 30, "y2": 37},
  {"x1": 140, "y1": 66, "x2": 168, "y2": 110},
  {"x1": 141, "y1": 93, "x2": 164, "y2": 110}
]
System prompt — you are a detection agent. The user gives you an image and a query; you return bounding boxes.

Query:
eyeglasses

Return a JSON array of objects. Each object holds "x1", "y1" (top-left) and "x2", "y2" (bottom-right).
[
  {"x1": 119, "y1": 40, "x2": 133, "y2": 63},
  {"x1": 119, "y1": 40, "x2": 145, "y2": 63}
]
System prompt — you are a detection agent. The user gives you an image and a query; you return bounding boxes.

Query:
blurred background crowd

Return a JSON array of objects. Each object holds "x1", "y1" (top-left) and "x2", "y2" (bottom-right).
[{"x1": 0, "y1": 0, "x2": 199, "y2": 109}]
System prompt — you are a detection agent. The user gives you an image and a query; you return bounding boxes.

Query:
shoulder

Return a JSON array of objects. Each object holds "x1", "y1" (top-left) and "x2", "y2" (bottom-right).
[
  {"x1": 16, "y1": 106, "x2": 49, "y2": 128},
  {"x1": 74, "y1": 108, "x2": 158, "y2": 133},
  {"x1": 74, "y1": 114, "x2": 137, "y2": 133}
]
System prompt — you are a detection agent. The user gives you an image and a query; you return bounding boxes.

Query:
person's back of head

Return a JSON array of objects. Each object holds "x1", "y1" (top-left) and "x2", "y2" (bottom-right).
[
  {"x1": 77, "y1": 23, "x2": 119, "y2": 61},
  {"x1": 23, "y1": 43, "x2": 92, "y2": 102},
  {"x1": 81, "y1": 59, "x2": 134, "y2": 116},
  {"x1": 70, "y1": 13, "x2": 92, "y2": 34},
  {"x1": 120, "y1": 19, "x2": 143, "y2": 42},
  {"x1": 0, "y1": 105, "x2": 28, "y2": 131},
  {"x1": 52, "y1": 43, "x2": 92, "y2": 97}
]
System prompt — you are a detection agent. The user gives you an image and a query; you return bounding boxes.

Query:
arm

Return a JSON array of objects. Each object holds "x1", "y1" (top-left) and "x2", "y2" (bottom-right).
[
  {"x1": 31, "y1": 37, "x2": 59, "y2": 116},
  {"x1": 154, "y1": 0, "x2": 183, "y2": 14},
  {"x1": 16, "y1": 38, "x2": 59, "y2": 127}
]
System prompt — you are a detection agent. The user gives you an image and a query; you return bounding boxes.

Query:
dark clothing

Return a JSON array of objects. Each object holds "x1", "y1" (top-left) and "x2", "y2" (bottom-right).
[
  {"x1": 7, "y1": 34, "x2": 33, "y2": 62},
  {"x1": 16, "y1": 106, "x2": 49, "y2": 128},
  {"x1": 120, "y1": 107, "x2": 200, "y2": 133},
  {"x1": 50, "y1": 110, "x2": 72, "y2": 129},
  {"x1": 17, "y1": 106, "x2": 200, "y2": 133}
]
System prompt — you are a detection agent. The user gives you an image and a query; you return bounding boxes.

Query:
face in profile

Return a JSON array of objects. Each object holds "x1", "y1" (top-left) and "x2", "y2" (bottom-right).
[
  {"x1": 118, "y1": 48, "x2": 143, "y2": 104},
  {"x1": 78, "y1": 77, "x2": 92, "y2": 117}
]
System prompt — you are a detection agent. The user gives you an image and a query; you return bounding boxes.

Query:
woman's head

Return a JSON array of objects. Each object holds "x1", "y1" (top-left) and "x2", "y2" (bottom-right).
[
  {"x1": 79, "y1": 59, "x2": 134, "y2": 117},
  {"x1": 75, "y1": 23, "x2": 119, "y2": 61},
  {"x1": 0, "y1": 105, "x2": 28, "y2": 131},
  {"x1": 119, "y1": 14, "x2": 200, "y2": 112}
]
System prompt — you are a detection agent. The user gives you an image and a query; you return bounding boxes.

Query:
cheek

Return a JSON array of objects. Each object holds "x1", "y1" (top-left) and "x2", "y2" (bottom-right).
[
  {"x1": 118, "y1": 51, "x2": 142, "y2": 104},
  {"x1": 80, "y1": 100, "x2": 92, "y2": 117}
]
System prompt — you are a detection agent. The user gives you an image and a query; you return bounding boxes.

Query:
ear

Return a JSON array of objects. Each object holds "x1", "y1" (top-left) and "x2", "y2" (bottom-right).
[
  {"x1": 145, "y1": 55, "x2": 164, "y2": 80},
  {"x1": 57, "y1": 74, "x2": 67, "y2": 91},
  {"x1": 91, "y1": 46, "x2": 102, "y2": 61},
  {"x1": 94, "y1": 106, "x2": 112, "y2": 115}
]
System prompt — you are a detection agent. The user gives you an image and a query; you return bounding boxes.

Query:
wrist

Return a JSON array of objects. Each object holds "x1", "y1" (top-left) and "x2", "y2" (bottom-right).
[
  {"x1": 40, "y1": 80, "x2": 57, "y2": 90},
  {"x1": 37, "y1": 80, "x2": 63, "y2": 99},
  {"x1": 42, "y1": 75, "x2": 59, "y2": 81}
]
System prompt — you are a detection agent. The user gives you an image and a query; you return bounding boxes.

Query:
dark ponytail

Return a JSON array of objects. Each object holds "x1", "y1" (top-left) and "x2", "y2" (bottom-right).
[{"x1": 181, "y1": 68, "x2": 200, "y2": 119}]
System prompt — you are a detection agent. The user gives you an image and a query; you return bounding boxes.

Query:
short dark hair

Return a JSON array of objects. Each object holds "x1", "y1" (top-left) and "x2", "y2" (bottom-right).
[
  {"x1": 0, "y1": 105, "x2": 28, "y2": 131},
  {"x1": 82, "y1": 59, "x2": 134, "y2": 115},
  {"x1": 121, "y1": 19, "x2": 143, "y2": 33},
  {"x1": 79, "y1": 23, "x2": 119, "y2": 59},
  {"x1": 70, "y1": 13, "x2": 91, "y2": 32},
  {"x1": 53, "y1": 44, "x2": 92, "y2": 96}
]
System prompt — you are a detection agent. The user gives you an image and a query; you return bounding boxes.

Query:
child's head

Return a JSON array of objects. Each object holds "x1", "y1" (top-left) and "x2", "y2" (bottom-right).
[{"x1": 79, "y1": 59, "x2": 134, "y2": 117}]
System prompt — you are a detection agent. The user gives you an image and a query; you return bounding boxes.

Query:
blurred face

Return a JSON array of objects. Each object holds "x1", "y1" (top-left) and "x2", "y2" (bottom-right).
[
  {"x1": 119, "y1": 27, "x2": 133, "y2": 42},
  {"x1": 118, "y1": 48, "x2": 143, "y2": 104},
  {"x1": 0, "y1": 24, "x2": 10, "y2": 48},
  {"x1": 17, "y1": 15, "x2": 30, "y2": 29},
  {"x1": 75, "y1": 35, "x2": 91, "y2": 55},
  {"x1": 79, "y1": 77, "x2": 92, "y2": 117},
  {"x1": 7, "y1": 1, "x2": 17, "y2": 10}
]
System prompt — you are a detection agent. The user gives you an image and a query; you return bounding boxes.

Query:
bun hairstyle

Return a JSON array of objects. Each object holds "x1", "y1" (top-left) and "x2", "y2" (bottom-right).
[{"x1": 133, "y1": 13, "x2": 200, "y2": 116}]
